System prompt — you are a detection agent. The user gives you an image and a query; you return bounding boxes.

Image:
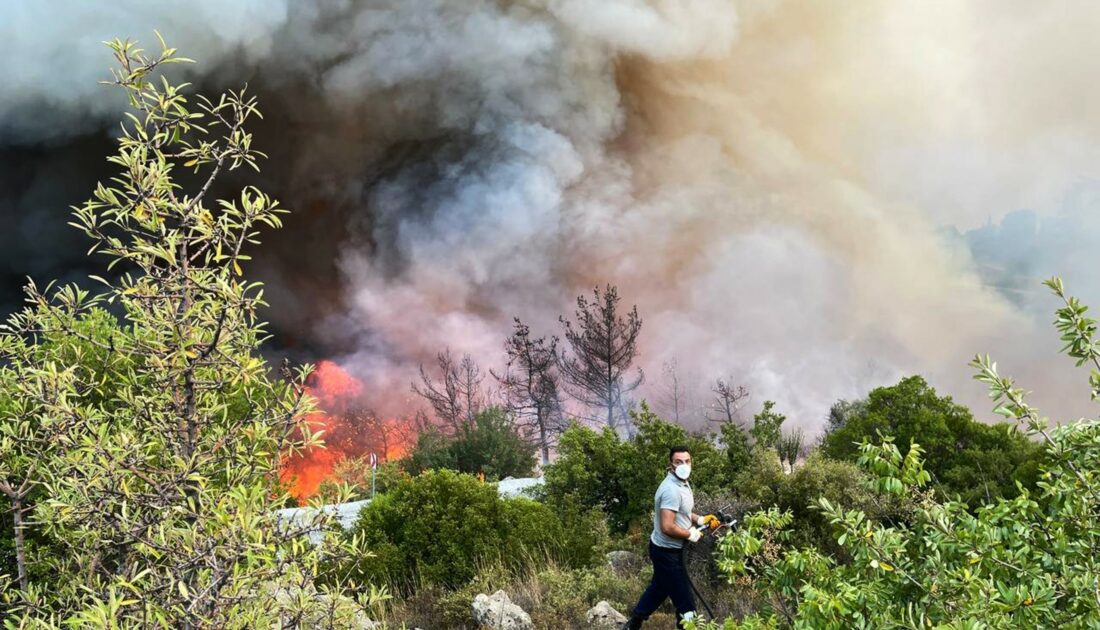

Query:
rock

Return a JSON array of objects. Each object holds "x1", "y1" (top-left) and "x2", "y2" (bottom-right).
[
  {"x1": 472, "y1": 590, "x2": 533, "y2": 630},
  {"x1": 606, "y1": 550, "x2": 643, "y2": 575},
  {"x1": 586, "y1": 600, "x2": 629, "y2": 627}
]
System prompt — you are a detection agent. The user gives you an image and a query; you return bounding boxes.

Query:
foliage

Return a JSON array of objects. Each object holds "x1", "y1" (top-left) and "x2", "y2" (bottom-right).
[
  {"x1": 695, "y1": 279, "x2": 1100, "y2": 629},
  {"x1": 719, "y1": 421, "x2": 752, "y2": 475},
  {"x1": 0, "y1": 308, "x2": 123, "y2": 590},
  {"x1": 559, "y1": 284, "x2": 644, "y2": 431},
  {"x1": 820, "y1": 375, "x2": 1042, "y2": 505},
  {"x1": 316, "y1": 459, "x2": 409, "y2": 503},
  {"x1": 494, "y1": 318, "x2": 565, "y2": 466},
  {"x1": 727, "y1": 450, "x2": 899, "y2": 555},
  {"x1": 0, "y1": 36, "x2": 369, "y2": 626},
  {"x1": 775, "y1": 429, "x2": 804, "y2": 472},
  {"x1": 750, "y1": 401, "x2": 785, "y2": 451},
  {"x1": 542, "y1": 402, "x2": 731, "y2": 532},
  {"x1": 401, "y1": 407, "x2": 537, "y2": 480},
  {"x1": 728, "y1": 449, "x2": 786, "y2": 508},
  {"x1": 820, "y1": 399, "x2": 865, "y2": 441},
  {"x1": 347, "y1": 469, "x2": 605, "y2": 591}
]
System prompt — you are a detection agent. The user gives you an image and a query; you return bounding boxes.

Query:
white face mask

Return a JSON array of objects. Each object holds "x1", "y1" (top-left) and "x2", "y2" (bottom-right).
[{"x1": 674, "y1": 463, "x2": 691, "y2": 480}]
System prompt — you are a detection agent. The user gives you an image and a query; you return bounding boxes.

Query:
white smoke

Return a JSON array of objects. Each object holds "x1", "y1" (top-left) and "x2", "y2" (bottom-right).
[{"x1": 0, "y1": 0, "x2": 287, "y2": 143}]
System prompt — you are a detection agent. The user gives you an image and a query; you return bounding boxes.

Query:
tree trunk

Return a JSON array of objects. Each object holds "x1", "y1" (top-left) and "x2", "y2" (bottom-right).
[
  {"x1": 538, "y1": 421, "x2": 549, "y2": 467},
  {"x1": 606, "y1": 382, "x2": 614, "y2": 430}
]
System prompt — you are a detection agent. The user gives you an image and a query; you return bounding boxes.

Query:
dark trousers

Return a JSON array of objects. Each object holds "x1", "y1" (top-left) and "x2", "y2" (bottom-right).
[{"x1": 632, "y1": 541, "x2": 696, "y2": 619}]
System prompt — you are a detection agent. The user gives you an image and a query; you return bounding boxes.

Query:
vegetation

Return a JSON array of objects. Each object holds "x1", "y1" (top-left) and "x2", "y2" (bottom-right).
[
  {"x1": 542, "y1": 402, "x2": 734, "y2": 532},
  {"x1": 691, "y1": 279, "x2": 1100, "y2": 629},
  {"x1": 401, "y1": 407, "x2": 538, "y2": 480},
  {"x1": 2, "y1": 33, "x2": 1095, "y2": 630},
  {"x1": 821, "y1": 375, "x2": 1042, "y2": 505},
  {"x1": 558, "y1": 284, "x2": 644, "y2": 431},
  {"x1": 494, "y1": 318, "x2": 566, "y2": 466},
  {"x1": 344, "y1": 469, "x2": 606, "y2": 590},
  {"x1": 750, "y1": 401, "x2": 785, "y2": 451},
  {"x1": 0, "y1": 37, "x2": 369, "y2": 627}
]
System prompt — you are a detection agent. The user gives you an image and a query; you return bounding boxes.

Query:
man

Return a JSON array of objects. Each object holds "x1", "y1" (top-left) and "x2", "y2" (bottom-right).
[{"x1": 622, "y1": 445, "x2": 719, "y2": 629}]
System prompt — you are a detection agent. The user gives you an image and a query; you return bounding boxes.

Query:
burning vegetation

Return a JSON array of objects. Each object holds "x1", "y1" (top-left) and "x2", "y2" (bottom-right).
[{"x1": 281, "y1": 360, "x2": 415, "y2": 501}]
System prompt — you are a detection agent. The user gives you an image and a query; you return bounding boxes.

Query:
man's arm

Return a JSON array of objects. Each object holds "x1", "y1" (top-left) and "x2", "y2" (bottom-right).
[{"x1": 659, "y1": 509, "x2": 693, "y2": 540}]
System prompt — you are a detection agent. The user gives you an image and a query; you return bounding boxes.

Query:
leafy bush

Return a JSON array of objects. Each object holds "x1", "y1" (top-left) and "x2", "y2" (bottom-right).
[
  {"x1": 347, "y1": 469, "x2": 604, "y2": 590},
  {"x1": 693, "y1": 279, "x2": 1098, "y2": 629},
  {"x1": 543, "y1": 402, "x2": 733, "y2": 531},
  {"x1": 820, "y1": 375, "x2": 1042, "y2": 505},
  {"x1": 725, "y1": 450, "x2": 902, "y2": 555},
  {"x1": 729, "y1": 449, "x2": 786, "y2": 507},
  {"x1": 402, "y1": 407, "x2": 537, "y2": 480}
]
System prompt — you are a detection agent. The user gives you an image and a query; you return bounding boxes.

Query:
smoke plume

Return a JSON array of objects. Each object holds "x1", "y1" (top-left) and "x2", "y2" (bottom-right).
[{"x1": 3, "y1": 0, "x2": 1099, "y2": 433}]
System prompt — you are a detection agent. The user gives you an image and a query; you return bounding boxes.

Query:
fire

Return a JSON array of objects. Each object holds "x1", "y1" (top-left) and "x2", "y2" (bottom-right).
[{"x1": 281, "y1": 360, "x2": 413, "y2": 502}]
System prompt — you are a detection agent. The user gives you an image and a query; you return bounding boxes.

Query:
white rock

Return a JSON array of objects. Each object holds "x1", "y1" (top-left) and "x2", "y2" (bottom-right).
[
  {"x1": 496, "y1": 476, "x2": 545, "y2": 499},
  {"x1": 472, "y1": 590, "x2": 533, "y2": 630},
  {"x1": 586, "y1": 600, "x2": 628, "y2": 627}
]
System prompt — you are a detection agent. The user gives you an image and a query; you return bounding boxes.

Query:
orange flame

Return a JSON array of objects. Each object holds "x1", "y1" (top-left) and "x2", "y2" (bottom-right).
[{"x1": 281, "y1": 360, "x2": 412, "y2": 502}]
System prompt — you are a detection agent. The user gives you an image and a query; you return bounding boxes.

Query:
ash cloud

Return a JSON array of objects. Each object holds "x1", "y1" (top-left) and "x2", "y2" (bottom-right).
[{"x1": 1, "y1": 1, "x2": 1098, "y2": 431}]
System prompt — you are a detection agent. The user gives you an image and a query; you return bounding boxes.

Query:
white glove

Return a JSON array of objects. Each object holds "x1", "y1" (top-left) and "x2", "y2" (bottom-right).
[
  {"x1": 695, "y1": 516, "x2": 706, "y2": 527},
  {"x1": 687, "y1": 527, "x2": 703, "y2": 543}
]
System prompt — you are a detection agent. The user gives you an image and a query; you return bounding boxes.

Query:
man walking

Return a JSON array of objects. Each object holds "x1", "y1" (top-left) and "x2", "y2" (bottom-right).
[{"x1": 622, "y1": 445, "x2": 719, "y2": 629}]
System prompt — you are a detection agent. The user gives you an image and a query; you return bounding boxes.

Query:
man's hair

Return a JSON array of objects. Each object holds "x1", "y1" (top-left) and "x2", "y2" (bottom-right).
[{"x1": 668, "y1": 445, "x2": 691, "y2": 463}]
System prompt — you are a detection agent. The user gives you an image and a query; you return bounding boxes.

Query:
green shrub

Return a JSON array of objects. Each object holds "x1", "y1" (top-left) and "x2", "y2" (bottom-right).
[
  {"x1": 542, "y1": 402, "x2": 733, "y2": 531},
  {"x1": 402, "y1": 407, "x2": 537, "y2": 480},
  {"x1": 777, "y1": 454, "x2": 905, "y2": 553},
  {"x1": 347, "y1": 469, "x2": 600, "y2": 591},
  {"x1": 693, "y1": 279, "x2": 1100, "y2": 629},
  {"x1": 390, "y1": 560, "x2": 654, "y2": 630},
  {"x1": 820, "y1": 375, "x2": 1042, "y2": 506},
  {"x1": 729, "y1": 449, "x2": 785, "y2": 507}
]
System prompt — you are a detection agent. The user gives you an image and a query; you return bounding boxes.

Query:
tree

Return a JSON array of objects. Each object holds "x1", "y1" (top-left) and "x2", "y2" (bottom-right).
[
  {"x1": 718, "y1": 421, "x2": 752, "y2": 475},
  {"x1": 494, "y1": 318, "x2": 564, "y2": 466},
  {"x1": 559, "y1": 284, "x2": 644, "y2": 432},
  {"x1": 707, "y1": 377, "x2": 749, "y2": 425},
  {"x1": 698, "y1": 279, "x2": 1100, "y2": 629},
  {"x1": 412, "y1": 349, "x2": 485, "y2": 432},
  {"x1": 401, "y1": 407, "x2": 537, "y2": 480},
  {"x1": 751, "y1": 400, "x2": 786, "y2": 451},
  {"x1": 776, "y1": 428, "x2": 805, "y2": 473},
  {"x1": 325, "y1": 404, "x2": 415, "y2": 464},
  {"x1": 0, "y1": 37, "x2": 368, "y2": 626},
  {"x1": 657, "y1": 359, "x2": 697, "y2": 423},
  {"x1": 820, "y1": 375, "x2": 1041, "y2": 505},
  {"x1": 821, "y1": 398, "x2": 864, "y2": 441},
  {"x1": 0, "y1": 308, "x2": 123, "y2": 593}
]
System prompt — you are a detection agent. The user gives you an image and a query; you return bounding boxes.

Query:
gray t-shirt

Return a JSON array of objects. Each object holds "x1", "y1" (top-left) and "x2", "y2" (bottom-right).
[{"x1": 650, "y1": 472, "x2": 694, "y2": 549}]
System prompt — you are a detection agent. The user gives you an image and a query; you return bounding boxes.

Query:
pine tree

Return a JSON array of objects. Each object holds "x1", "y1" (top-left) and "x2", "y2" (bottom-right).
[{"x1": 559, "y1": 285, "x2": 643, "y2": 432}]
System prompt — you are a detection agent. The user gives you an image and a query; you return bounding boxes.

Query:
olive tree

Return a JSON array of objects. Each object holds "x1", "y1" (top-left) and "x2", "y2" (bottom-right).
[{"x1": 0, "y1": 36, "x2": 374, "y2": 627}]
